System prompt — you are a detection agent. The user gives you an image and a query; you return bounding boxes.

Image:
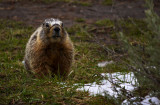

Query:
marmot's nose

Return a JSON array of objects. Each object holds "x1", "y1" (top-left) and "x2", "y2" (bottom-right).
[{"x1": 54, "y1": 27, "x2": 60, "y2": 33}]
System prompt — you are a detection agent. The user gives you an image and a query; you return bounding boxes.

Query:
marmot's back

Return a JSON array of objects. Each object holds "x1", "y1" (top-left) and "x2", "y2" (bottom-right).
[{"x1": 24, "y1": 18, "x2": 74, "y2": 78}]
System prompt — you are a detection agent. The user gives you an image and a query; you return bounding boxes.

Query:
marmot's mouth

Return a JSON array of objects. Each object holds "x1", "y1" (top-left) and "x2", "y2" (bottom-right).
[
  {"x1": 53, "y1": 36, "x2": 60, "y2": 38},
  {"x1": 52, "y1": 34, "x2": 61, "y2": 38},
  {"x1": 51, "y1": 26, "x2": 61, "y2": 38}
]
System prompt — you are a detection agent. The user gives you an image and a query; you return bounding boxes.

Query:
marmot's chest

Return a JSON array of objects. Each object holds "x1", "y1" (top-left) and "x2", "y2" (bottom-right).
[
  {"x1": 47, "y1": 47, "x2": 63, "y2": 58},
  {"x1": 45, "y1": 45, "x2": 65, "y2": 64}
]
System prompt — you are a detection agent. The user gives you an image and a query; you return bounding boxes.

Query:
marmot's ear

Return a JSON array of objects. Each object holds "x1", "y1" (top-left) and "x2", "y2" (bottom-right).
[{"x1": 43, "y1": 23, "x2": 50, "y2": 28}]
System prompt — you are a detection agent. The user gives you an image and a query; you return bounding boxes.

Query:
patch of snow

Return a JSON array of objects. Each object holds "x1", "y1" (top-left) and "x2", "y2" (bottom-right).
[
  {"x1": 146, "y1": 66, "x2": 156, "y2": 69},
  {"x1": 77, "y1": 72, "x2": 138, "y2": 97},
  {"x1": 22, "y1": 60, "x2": 25, "y2": 64},
  {"x1": 122, "y1": 95, "x2": 160, "y2": 105},
  {"x1": 141, "y1": 95, "x2": 160, "y2": 105},
  {"x1": 97, "y1": 61, "x2": 114, "y2": 67},
  {"x1": 122, "y1": 97, "x2": 137, "y2": 105}
]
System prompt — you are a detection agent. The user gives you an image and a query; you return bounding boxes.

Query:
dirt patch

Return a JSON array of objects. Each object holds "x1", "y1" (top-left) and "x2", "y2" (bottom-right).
[{"x1": 0, "y1": 0, "x2": 159, "y2": 27}]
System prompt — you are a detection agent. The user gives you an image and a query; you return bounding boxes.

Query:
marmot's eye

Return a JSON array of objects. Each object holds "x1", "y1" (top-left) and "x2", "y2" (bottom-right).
[{"x1": 45, "y1": 23, "x2": 50, "y2": 28}]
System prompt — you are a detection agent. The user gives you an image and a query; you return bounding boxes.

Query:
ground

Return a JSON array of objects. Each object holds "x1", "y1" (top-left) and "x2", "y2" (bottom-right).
[
  {"x1": 0, "y1": 0, "x2": 160, "y2": 104},
  {"x1": 0, "y1": 0, "x2": 160, "y2": 27}
]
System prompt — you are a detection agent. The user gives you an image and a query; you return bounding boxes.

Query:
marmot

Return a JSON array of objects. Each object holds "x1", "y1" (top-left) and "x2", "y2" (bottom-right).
[{"x1": 24, "y1": 18, "x2": 74, "y2": 78}]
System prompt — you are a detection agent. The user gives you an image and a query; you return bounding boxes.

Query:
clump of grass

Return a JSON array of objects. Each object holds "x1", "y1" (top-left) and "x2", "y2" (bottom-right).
[
  {"x1": 95, "y1": 18, "x2": 149, "y2": 43},
  {"x1": 117, "y1": 18, "x2": 150, "y2": 44},
  {"x1": 95, "y1": 19, "x2": 114, "y2": 27},
  {"x1": 75, "y1": 18, "x2": 86, "y2": 23},
  {"x1": 102, "y1": 0, "x2": 113, "y2": 5},
  {"x1": 73, "y1": 1, "x2": 91, "y2": 6},
  {"x1": 67, "y1": 24, "x2": 92, "y2": 41}
]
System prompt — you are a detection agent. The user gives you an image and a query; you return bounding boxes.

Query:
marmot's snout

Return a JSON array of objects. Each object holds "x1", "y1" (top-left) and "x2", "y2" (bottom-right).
[{"x1": 53, "y1": 26, "x2": 61, "y2": 38}]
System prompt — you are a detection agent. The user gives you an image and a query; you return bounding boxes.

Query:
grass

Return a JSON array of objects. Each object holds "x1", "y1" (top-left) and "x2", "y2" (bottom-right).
[
  {"x1": 95, "y1": 18, "x2": 150, "y2": 42},
  {"x1": 72, "y1": 1, "x2": 91, "y2": 6},
  {"x1": 39, "y1": 0, "x2": 91, "y2": 6},
  {"x1": 0, "y1": 18, "x2": 151, "y2": 104},
  {"x1": 0, "y1": 0, "x2": 91, "y2": 6},
  {"x1": 0, "y1": 19, "x2": 121, "y2": 104},
  {"x1": 95, "y1": 19, "x2": 114, "y2": 27},
  {"x1": 102, "y1": 0, "x2": 113, "y2": 6},
  {"x1": 75, "y1": 18, "x2": 86, "y2": 23}
]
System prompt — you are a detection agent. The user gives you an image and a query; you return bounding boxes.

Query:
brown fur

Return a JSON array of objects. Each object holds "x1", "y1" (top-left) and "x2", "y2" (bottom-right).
[{"x1": 24, "y1": 19, "x2": 74, "y2": 78}]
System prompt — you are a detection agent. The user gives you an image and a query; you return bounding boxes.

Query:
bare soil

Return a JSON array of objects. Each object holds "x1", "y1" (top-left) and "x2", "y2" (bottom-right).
[{"x1": 0, "y1": 0, "x2": 160, "y2": 27}]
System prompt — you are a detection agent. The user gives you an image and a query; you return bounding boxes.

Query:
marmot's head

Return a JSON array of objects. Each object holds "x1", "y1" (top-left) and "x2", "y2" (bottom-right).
[{"x1": 41, "y1": 18, "x2": 66, "y2": 43}]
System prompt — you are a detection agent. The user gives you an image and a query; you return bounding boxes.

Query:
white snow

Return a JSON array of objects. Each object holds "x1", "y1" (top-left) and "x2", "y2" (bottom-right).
[
  {"x1": 22, "y1": 60, "x2": 25, "y2": 64},
  {"x1": 77, "y1": 72, "x2": 160, "y2": 104},
  {"x1": 122, "y1": 95, "x2": 160, "y2": 105},
  {"x1": 141, "y1": 96, "x2": 160, "y2": 105},
  {"x1": 77, "y1": 72, "x2": 138, "y2": 97},
  {"x1": 97, "y1": 61, "x2": 114, "y2": 67}
]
